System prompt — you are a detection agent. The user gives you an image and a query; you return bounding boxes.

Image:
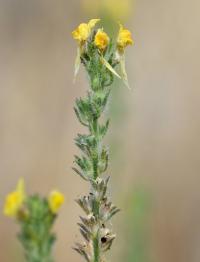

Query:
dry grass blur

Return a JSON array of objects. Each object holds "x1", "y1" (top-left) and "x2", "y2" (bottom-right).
[{"x1": 1, "y1": 0, "x2": 200, "y2": 261}]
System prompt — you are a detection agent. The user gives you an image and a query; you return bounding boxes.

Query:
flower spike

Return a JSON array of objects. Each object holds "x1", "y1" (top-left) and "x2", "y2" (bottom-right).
[{"x1": 72, "y1": 19, "x2": 134, "y2": 262}]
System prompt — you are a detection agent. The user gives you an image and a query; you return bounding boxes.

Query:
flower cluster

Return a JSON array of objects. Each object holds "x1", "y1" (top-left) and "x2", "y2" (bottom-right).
[
  {"x1": 3, "y1": 179, "x2": 65, "y2": 262},
  {"x1": 72, "y1": 19, "x2": 133, "y2": 87}
]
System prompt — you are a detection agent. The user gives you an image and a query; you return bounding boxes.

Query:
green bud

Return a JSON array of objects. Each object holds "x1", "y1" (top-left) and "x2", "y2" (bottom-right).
[{"x1": 92, "y1": 77, "x2": 101, "y2": 90}]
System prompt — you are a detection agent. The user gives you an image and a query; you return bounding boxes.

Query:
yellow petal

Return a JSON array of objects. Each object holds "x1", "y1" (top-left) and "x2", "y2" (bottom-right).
[
  {"x1": 72, "y1": 23, "x2": 90, "y2": 43},
  {"x1": 72, "y1": 19, "x2": 100, "y2": 43},
  {"x1": 3, "y1": 178, "x2": 26, "y2": 218},
  {"x1": 74, "y1": 47, "x2": 81, "y2": 82},
  {"x1": 48, "y1": 190, "x2": 65, "y2": 214},
  {"x1": 100, "y1": 56, "x2": 121, "y2": 79}
]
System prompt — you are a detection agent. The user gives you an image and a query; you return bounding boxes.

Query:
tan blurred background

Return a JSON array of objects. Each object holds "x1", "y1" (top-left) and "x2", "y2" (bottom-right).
[{"x1": 1, "y1": 0, "x2": 200, "y2": 261}]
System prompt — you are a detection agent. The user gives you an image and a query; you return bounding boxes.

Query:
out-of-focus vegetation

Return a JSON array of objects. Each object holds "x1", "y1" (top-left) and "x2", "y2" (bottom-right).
[
  {"x1": 124, "y1": 187, "x2": 151, "y2": 262},
  {"x1": 82, "y1": 0, "x2": 134, "y2": 21}
]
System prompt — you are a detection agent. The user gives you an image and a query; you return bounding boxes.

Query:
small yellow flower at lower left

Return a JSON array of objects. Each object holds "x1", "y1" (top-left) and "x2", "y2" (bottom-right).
[
  {"x1": 3, "y1": 178, "x2": 26, "y2": 218},
  {"x1": 48, "y1": 191, "x2": 65, "y2": 214}
]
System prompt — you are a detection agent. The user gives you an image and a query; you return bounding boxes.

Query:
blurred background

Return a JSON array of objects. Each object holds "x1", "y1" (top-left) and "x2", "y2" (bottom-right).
[{"x1": 1, "y1": 0, "x2": 200, "y2": 261}]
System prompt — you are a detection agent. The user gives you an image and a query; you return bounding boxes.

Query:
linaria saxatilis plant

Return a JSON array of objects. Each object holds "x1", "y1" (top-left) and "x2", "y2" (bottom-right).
[{"x1": 72, "y1": 19, "x2": 133, "y2": 262}]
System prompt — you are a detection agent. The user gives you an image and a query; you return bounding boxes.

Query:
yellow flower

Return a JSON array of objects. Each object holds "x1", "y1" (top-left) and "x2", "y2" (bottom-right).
[
  {"x1": 3, "y1": 178, "x2": 26, "y2": 218},
  {"x1": 48, "y1": 191, "x2": 65, "y2": 214},
  {"x1": 72, "y1": 23, "x2": 90, "y2": 43},
  {"x1": 117, "y1": 23, "x2": 134, "y2": 51},
  {"x1": 115, "y1": 23, "x2": 133, "y2": 89},
  {"x1": 94, "y1": 29, "x2": 110, "y2": 50},
  {"x1": 72, "y1": 19, "x2": 100, "y2": 44},
  {"x1": 72, "y1": 19, "x2": 100, "y2": 80}
]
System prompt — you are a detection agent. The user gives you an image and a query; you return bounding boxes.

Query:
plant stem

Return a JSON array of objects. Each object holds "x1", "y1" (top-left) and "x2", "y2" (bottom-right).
[{"x1": 73, "y1": 34, "x2": 120, "y2": 262}]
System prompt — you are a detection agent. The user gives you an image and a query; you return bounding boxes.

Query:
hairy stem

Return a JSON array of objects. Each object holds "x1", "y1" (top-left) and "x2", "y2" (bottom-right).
[{"x1": 73, "y1": 36, "x2": 120, "y2": 262}]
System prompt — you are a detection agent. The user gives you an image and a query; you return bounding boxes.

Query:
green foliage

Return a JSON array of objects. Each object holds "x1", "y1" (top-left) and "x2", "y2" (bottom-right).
[
  {"x1": 82, "y1": 39, "x2": 115, "y2": 90},
  {"x1": 18, "y1": 195, "x2": 56, "y2": 262},
  {"x1": 125, "y1": 188, "x2": 151, "y2": 262}
]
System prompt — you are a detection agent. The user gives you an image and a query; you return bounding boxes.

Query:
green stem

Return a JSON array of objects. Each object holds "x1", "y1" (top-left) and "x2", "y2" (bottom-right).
[
  {"x1": 93, "y1": 233, "x2": 100, "y2": 262},
  {"x1": 91, "y1": 117, "x2": 100, "y2": 261},
  {"x1": 73, "y1": 37, "x2": 119, "y2": 262},
  {"x1": 91, "y1": 118, "x2": 99, "y2": 180}
]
